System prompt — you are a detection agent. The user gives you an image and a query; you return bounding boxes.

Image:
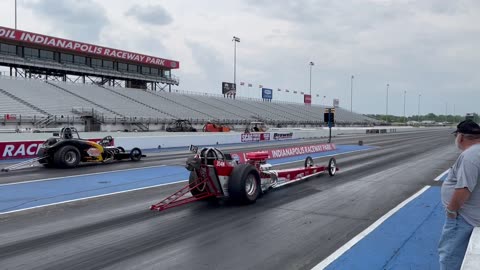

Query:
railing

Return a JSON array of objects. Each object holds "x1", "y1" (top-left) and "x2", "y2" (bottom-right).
[
  {"x1": 0, "y1": 113, "x2": 376, "y2": 127},
  {"x1": 0, "y1": 55, "x2": 179, "y2": 85}
]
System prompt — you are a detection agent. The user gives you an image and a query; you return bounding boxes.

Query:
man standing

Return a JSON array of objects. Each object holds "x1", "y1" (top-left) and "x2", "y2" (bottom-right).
[{"x1": 439, "y1": 119, "x2": 480, "y2": 269}]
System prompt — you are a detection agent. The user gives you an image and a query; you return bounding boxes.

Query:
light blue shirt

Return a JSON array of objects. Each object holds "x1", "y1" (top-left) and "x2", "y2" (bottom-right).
[{"x1": 441, "y1": 143, "x2": 480, "y2": 226}]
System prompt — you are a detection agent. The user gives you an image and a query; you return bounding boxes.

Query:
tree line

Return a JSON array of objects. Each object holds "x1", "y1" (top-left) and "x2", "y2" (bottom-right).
[{"x1": 364, "y1": 113, "x2": 478, "y2": 123}]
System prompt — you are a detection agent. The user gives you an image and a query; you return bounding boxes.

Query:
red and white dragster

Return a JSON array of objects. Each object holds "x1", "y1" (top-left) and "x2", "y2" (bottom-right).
[{"x1": 150, "y1": 145, "x2": 337, "y2": 211}]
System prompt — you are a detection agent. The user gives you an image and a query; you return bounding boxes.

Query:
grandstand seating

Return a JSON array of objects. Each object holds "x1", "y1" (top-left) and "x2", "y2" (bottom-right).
[
  {"x1": 0, "y1": 88, "x2": 45, "y2": 116},
  {"x1": 49, "y1": 82, "x2": 172, "y2": 119},
  {"x1": 0, "y1": 78, "x2": 114, "y2": 117},
  {"x1": 0, "y1": 76, "x2": 375, "y2": 125}
]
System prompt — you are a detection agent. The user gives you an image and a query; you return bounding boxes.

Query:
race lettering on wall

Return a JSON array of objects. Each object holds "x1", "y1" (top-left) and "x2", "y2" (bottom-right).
[{"x1": 0, "y1": 26, "x2": 179, "y2": 69}]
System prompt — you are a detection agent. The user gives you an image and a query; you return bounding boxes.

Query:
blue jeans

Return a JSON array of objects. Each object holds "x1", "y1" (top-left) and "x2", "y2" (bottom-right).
[{"x1": 438, "y1": 214, "x2": 474, "y2": 270}]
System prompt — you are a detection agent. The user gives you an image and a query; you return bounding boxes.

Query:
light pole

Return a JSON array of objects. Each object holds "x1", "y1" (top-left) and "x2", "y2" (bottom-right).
[
  {"x1": 403, "y1": 90, "x2": 407, "y2": 124},
  {"x1": 309, "y1": 61, "x2": 314, "y2": 96},
  {"x1": 417, "y1": 93, "x2": 421, "y2": 122},
  {"x1": 445, "y1": 102, "x2": 448, "y2": 122},
  {"x1": 350, "y1": 75, "x2": 354, "y2": 112},
  {"x1": 15, "y1": 0, "x2": 17, "y2": 29},
  {"x1": 232, "y1": 36, "x2": 240, "y2": 88},
  {"x1": 386, "y1": 83, "x2": 389, "y2": 122}
]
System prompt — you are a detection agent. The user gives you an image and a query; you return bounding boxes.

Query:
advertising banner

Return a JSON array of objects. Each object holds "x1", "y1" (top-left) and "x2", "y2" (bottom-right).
[
  {"x1": 304, "y1": 94, "x2": 312, "y2": 104},
  {"x1": 273, "y1": 132, "x2": 293, "y2": 140},
  {"x1": 231, "y1": 143, "x2": 336, "y2": 163},
  {"x1": 222, "y1": 82, "x2": 236, "y2": 95},
  {"x1": 0, "y1": 26, "x2": 179, "y2": 69},
  {"x1": 240, "y1": 133, "x2": 270, "y2": 143},
  {"x1": 262, "y1": 88, "x2": 273, "y2": 99}
]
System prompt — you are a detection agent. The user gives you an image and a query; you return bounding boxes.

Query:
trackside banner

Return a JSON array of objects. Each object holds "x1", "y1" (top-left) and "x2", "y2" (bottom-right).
[
  {"x1": 230, "y1": 143, "x2": 336, "y2": 163},
  {"x1": 0, "y1": 26, "x2": 179, "y2": 69},
  {"x1": 0, "y1": 138, "x2": 110, "y2": 160}
]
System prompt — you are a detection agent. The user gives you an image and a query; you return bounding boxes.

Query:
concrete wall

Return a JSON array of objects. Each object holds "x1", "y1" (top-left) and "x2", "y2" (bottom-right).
[{"x1": 0, "y1": 126, "x2": 414, "y2": 150}]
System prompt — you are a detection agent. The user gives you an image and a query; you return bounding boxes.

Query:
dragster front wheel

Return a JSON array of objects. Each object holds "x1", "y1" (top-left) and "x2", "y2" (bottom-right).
[
  {"x1": 304, "y1": 156, "x2": 314, "y2": 168},
  {"x1": 129, "y1": 148, "x2": 142, "y2": 161},
  {"x1": 328, "y1": 158, "x2": 337, "y2": 176}
]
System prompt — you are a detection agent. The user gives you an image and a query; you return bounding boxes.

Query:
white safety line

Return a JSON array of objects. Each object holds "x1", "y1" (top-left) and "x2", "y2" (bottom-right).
[
  {"x1": 311, "y1": 185, "x2": 431, "y2": 270},
  {"x1": 0, "y1": 165, "x2": 167, "y2": 187},
  {"x1": 0, "y1": 179, "x2": 188, "y2": 216},
  {"x1": 434, "y1": 168, "x2": 450, "y2": 181}
]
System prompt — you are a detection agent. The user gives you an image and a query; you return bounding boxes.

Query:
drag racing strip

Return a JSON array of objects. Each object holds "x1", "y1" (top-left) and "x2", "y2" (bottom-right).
[{"x1": 0, "y1": 145, "x2": 373, "y2": 215}]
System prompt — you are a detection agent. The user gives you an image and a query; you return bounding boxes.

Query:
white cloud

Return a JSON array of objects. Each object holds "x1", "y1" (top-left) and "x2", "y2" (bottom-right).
[{"x1": 0, "y1": 0, "x2": 478, "y2": 115}]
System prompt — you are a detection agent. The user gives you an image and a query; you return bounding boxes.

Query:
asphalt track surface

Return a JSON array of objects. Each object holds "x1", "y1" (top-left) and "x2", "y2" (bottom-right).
[{"x1": 0, "y1": 128, "x2": 459, "y2": 270}]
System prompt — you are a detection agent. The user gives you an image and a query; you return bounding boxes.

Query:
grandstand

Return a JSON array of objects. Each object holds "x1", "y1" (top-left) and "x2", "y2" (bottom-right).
[
  {"x1": 0, "y1": 76, "x2": 376, "y2": 131},
  {"x1": 0, "y1": 25, "x2": 376, "y2": 131}
]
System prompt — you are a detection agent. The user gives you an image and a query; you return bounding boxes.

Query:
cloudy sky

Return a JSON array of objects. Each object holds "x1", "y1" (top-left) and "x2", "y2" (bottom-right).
[{"x1": 0, "y1": 0, "x2": 478, "y2": 116}]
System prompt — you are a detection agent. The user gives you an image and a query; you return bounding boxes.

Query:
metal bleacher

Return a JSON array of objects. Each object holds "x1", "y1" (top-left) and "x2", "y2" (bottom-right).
[
  {"x1": 0, "y1": 76, "x2": 376, "y2": 126},
  {"x1": 49, "y1": 81, "x2": 173, "y2": 119},
  {"x1": 0, "y1": 77, "x2": 114, "y2": 117}
]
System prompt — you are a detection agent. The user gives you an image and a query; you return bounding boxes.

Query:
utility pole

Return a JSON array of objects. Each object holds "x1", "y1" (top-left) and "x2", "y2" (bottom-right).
[
  {"x1": 309, "y1": 62, "x2": 314, "y2": 96},
  {"x1": 386, "y1": 83, "x2": 389, "y2": 123},
  {"x1": 403, "y1": 90, "x2": 407, "y2": 124},
  {"x1": 417, "y1": 93, "x2": 421, "y2": 122},
  {"x1": 445, "y1": 102, "x2": 448, "y2": 122},
  {"x1": 350, "y1": 75, "x2": 354, "y2": 112}
]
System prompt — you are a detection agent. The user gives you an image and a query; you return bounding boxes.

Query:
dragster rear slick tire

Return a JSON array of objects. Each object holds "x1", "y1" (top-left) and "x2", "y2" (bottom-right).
[
  {"x1": 228, "y1": 164, "x2": 261, "y2": 204},
  {"x1": 54, "y1": 145, "x2": 80, "y2": 168}
]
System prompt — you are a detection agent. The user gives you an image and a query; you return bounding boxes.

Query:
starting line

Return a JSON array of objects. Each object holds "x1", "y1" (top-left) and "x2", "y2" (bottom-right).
[{"x1": 0, "y1": 145, "x2": 373, "y2": 215}]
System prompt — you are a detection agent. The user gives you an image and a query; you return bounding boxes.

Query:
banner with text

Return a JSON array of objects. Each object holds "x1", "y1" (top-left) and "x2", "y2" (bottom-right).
[
  {"x1": 230, "y1": 143, "x2": 336, "y2": 163},
  {"x1": 0, "y1": 26, "x2": 179, "y2": 69},
  {"x1": 240, "y1": 133, "x2": 270, "y2": 143}
]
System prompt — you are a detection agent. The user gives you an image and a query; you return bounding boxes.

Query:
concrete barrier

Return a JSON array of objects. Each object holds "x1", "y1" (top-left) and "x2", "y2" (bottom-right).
[
  {"x1": 461, "y1": 227, "x2": 480, "y2": 270},
  {"x1": 0, "y1": 127, "x2": 414, "y2": 160}
]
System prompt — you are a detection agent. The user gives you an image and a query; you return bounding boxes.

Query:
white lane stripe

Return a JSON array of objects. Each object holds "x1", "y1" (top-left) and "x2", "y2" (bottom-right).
[
  {"x1": 0, "y1": 179, "x2": 189, "y2": 216},
  {"x1": 434, "y1": 168, "x2": 450, "y2": 181},
  {"x1": 0, "y1": 165, "x2": 167, "y2": 187},
  {"x1": 311, "y1": 185, "x2": 431, "y2": 270},
  {"x1": 0, "y1": 148, "x2": 374, "y2": 215}
]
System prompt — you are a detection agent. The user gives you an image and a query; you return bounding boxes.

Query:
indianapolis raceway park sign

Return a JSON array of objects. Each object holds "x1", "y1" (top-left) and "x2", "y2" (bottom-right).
[{"x1": 0, "y1": 26, "x2": 179, "y2": 69}]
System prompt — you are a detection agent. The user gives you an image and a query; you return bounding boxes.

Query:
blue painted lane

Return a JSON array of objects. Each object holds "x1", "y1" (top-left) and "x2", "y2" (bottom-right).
[
  {"x1": 0, "y1": 145, "x2": 373, "y2": 214},
  {"x1": 325, "y1": 187, "x2": 443, "y2": 270},
  {"x1": 0, "y1": 166, "x2": 189, "y2": 213}
]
